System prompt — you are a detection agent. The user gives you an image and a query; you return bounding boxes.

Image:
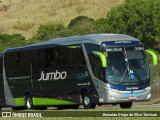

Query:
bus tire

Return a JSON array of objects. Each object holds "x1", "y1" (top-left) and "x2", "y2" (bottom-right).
[
  {"x1": 120, "y1": 102, "x2": 132, "y2": 109},
  {"x1": 82, "y1": 93, "x2": 93, "y2": 109},
  {"x1": 25, "y1": 94, "x2": 34, "y2": 109}
]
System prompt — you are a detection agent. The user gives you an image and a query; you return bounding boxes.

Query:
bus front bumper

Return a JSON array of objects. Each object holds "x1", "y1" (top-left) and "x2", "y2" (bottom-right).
[{"x1": 99, "y1": 87, "x2": 151, "y2": 103}]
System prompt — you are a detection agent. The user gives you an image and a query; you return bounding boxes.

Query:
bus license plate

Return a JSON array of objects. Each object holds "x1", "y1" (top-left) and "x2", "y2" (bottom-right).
[{"x1": 128, "y1": 96, "x2": 137, "y2": 100}]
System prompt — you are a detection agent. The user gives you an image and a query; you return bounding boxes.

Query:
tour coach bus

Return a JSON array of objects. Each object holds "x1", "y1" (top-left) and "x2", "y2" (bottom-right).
[{"x1": 2, "y1": 34, "x2": 157, "y2": 110}]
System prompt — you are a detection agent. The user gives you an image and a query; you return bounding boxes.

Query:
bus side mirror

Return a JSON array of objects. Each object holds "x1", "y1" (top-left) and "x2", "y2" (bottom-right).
[
  {"x1": 145, "y1": 50, "x2": 158, "y2": 65},
  {"x1": 92, "y1": 51, "x2": 107, "y2": 67}
]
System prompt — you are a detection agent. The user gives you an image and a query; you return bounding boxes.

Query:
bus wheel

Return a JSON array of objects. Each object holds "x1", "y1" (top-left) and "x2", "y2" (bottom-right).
[
  {"x1": 120, "y1": 102, "x2": 132, "y2": 109},
  {"x1": 25, "y1": 94, "x2": 34, "y2": 109},
  {"x1": 82, "y1": 94, "x2": 94, "y2": 109}
]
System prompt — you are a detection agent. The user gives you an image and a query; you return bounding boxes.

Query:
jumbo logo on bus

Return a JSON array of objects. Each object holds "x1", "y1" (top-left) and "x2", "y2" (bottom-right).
[{"x1": 38, "y1": 70, "x2": 67, "y2": 81}]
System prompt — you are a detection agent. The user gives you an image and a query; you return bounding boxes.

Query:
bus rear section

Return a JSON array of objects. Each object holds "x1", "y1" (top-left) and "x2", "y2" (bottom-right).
[{"x1": 0, "y1": 54, "x2": 5, "y2": 109}]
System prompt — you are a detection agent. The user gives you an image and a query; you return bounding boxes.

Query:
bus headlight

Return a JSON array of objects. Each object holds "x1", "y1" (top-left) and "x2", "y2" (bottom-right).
[
  {"x1": 111, "y1": 96, "x2": 116, "y2": 101},
  {"x1": 99, "y1": 97, "x2": 104, "y2": 102},
  {"x1": 146, "y1": 94, "x2": 151, "y2": 99}
]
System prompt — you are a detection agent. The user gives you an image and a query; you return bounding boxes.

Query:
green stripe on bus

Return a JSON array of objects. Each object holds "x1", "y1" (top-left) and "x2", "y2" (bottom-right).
[
  {"x1": 14, "y1": 98, "x2": 25, "y2": 106},
  {"x1": 92, "y1": 51, "x2": 107, "y2": 67},
  {"x1": 145, "y1": 50, "x2": 158, "y2": 65},
  {"x1": 32, "y1": 98, "x2": 77, "y2": 106},
  {"x1": 67, "y1": 46, "x2": 77, "y2": 49},
  {"x1": 14, "y1": 98, "x2": 77, "y2": 106}
]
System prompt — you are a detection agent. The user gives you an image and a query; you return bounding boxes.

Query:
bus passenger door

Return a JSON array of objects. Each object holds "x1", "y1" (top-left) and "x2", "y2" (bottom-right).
[
  {"x1": 91, "y1": 52, "x2": 108, "y2": 101},
  {"x1": 82, "y1": 43, "x2": 108, "y2": 103}
]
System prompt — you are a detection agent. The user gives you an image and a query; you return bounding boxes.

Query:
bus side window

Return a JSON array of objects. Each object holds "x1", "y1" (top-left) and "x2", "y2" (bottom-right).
[
  {"x1": 16, "y1": 52, "x2": 20, "y2": 68},
  {"x1": 43, "y1": 46, "x2": 67, "y2": 68},
  {"x1": 84, "y1": 43, "x2": 105, "y2": 81},
  {"x1": 76, "y1": 48, "x2": 86, "y2": 65},
  {"x1": 54, "y1": 46, "x2": 66, "y2": 67},
  {"x1": 0, "y1": 57, "x2": 2, "y2": 74},
  {"x1": 66, "y1": 45, "x2": 86, "y2": 67},
  {"x1": 44, "y1": 49, "x2": 53, "y2": 68},
  {"x1": 5, "y1": 53, "x2": 17, "y2": 72},
  {"x1": 90, "y1": 55, "x2": 105, "y2": 81}
]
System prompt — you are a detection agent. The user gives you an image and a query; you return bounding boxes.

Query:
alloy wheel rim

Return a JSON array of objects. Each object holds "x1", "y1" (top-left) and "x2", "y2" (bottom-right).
[
  {"x1": 27, "y1": 98, "x2": 31, "y2": 109},
  {"x1": 84, "y1": 96, "x2": 90, "y2": 105}
]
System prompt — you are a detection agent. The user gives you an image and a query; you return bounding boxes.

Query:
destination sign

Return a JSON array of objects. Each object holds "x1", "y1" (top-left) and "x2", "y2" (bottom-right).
[{"x1": 102, "y1": 41, "x2": 142, "y2": 46}]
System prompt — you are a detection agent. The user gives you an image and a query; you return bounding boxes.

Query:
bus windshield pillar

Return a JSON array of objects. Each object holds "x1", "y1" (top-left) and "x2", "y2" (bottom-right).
[{"x1": 92, "y1": 51, "x2": 107, "y2": 67}]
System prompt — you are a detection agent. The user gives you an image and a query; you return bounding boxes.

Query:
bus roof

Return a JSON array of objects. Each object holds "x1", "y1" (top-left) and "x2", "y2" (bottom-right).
[{"x1": 5, "y1": 34, "x2": 140, "y2": 53}]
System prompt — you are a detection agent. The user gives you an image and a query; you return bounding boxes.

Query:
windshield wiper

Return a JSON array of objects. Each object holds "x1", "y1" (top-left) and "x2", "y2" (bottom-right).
[
  {"x1": 119, "y1": 47, "x2": 130, "y2": 85},
  {"x1": 119, "y1": 64, "x2": 128, "y2": 85}
]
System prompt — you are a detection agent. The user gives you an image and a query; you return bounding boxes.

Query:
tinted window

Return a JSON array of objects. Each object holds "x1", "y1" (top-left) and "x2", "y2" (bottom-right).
[
  {"x1": 0, "y1": 56, "x2": 2, "y2": 74},
  {"x1": 5, "y1": 44, "x2": 86, "y2": 71},
  {"x1": 84, "y1": 43, "x2": 105, "y2": 81},
  {"x1": 32, "y1": 44, "x2": 86, "y2": 69}
]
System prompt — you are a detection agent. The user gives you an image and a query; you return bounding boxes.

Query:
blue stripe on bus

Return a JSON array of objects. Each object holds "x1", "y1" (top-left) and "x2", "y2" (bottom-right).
[
  {"x1": 121, "y1": 93, "x2": 143, "y2": 97},
  {"x1": 109, "y1": 82, "x2": 150, "y2": 91}
]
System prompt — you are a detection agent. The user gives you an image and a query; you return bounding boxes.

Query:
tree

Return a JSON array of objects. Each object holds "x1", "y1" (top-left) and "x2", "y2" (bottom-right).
[
  {"x1": 0, "y1": 34, "x2": 26, "y2": 52},
  {"x1": 34, "y1": 24, "x2": 65, "y2": 41},
  {"x1": 94, "y1": 0, "x2": 160, "y2": 49},
  {"x1": 68, "y1": 16, "x2": 95, "y2": 35}
]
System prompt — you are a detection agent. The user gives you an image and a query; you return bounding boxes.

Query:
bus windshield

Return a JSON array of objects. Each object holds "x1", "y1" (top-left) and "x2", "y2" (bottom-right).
[{"x1": 104, "y1": 47, "x2": 149, "y2": 85}]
